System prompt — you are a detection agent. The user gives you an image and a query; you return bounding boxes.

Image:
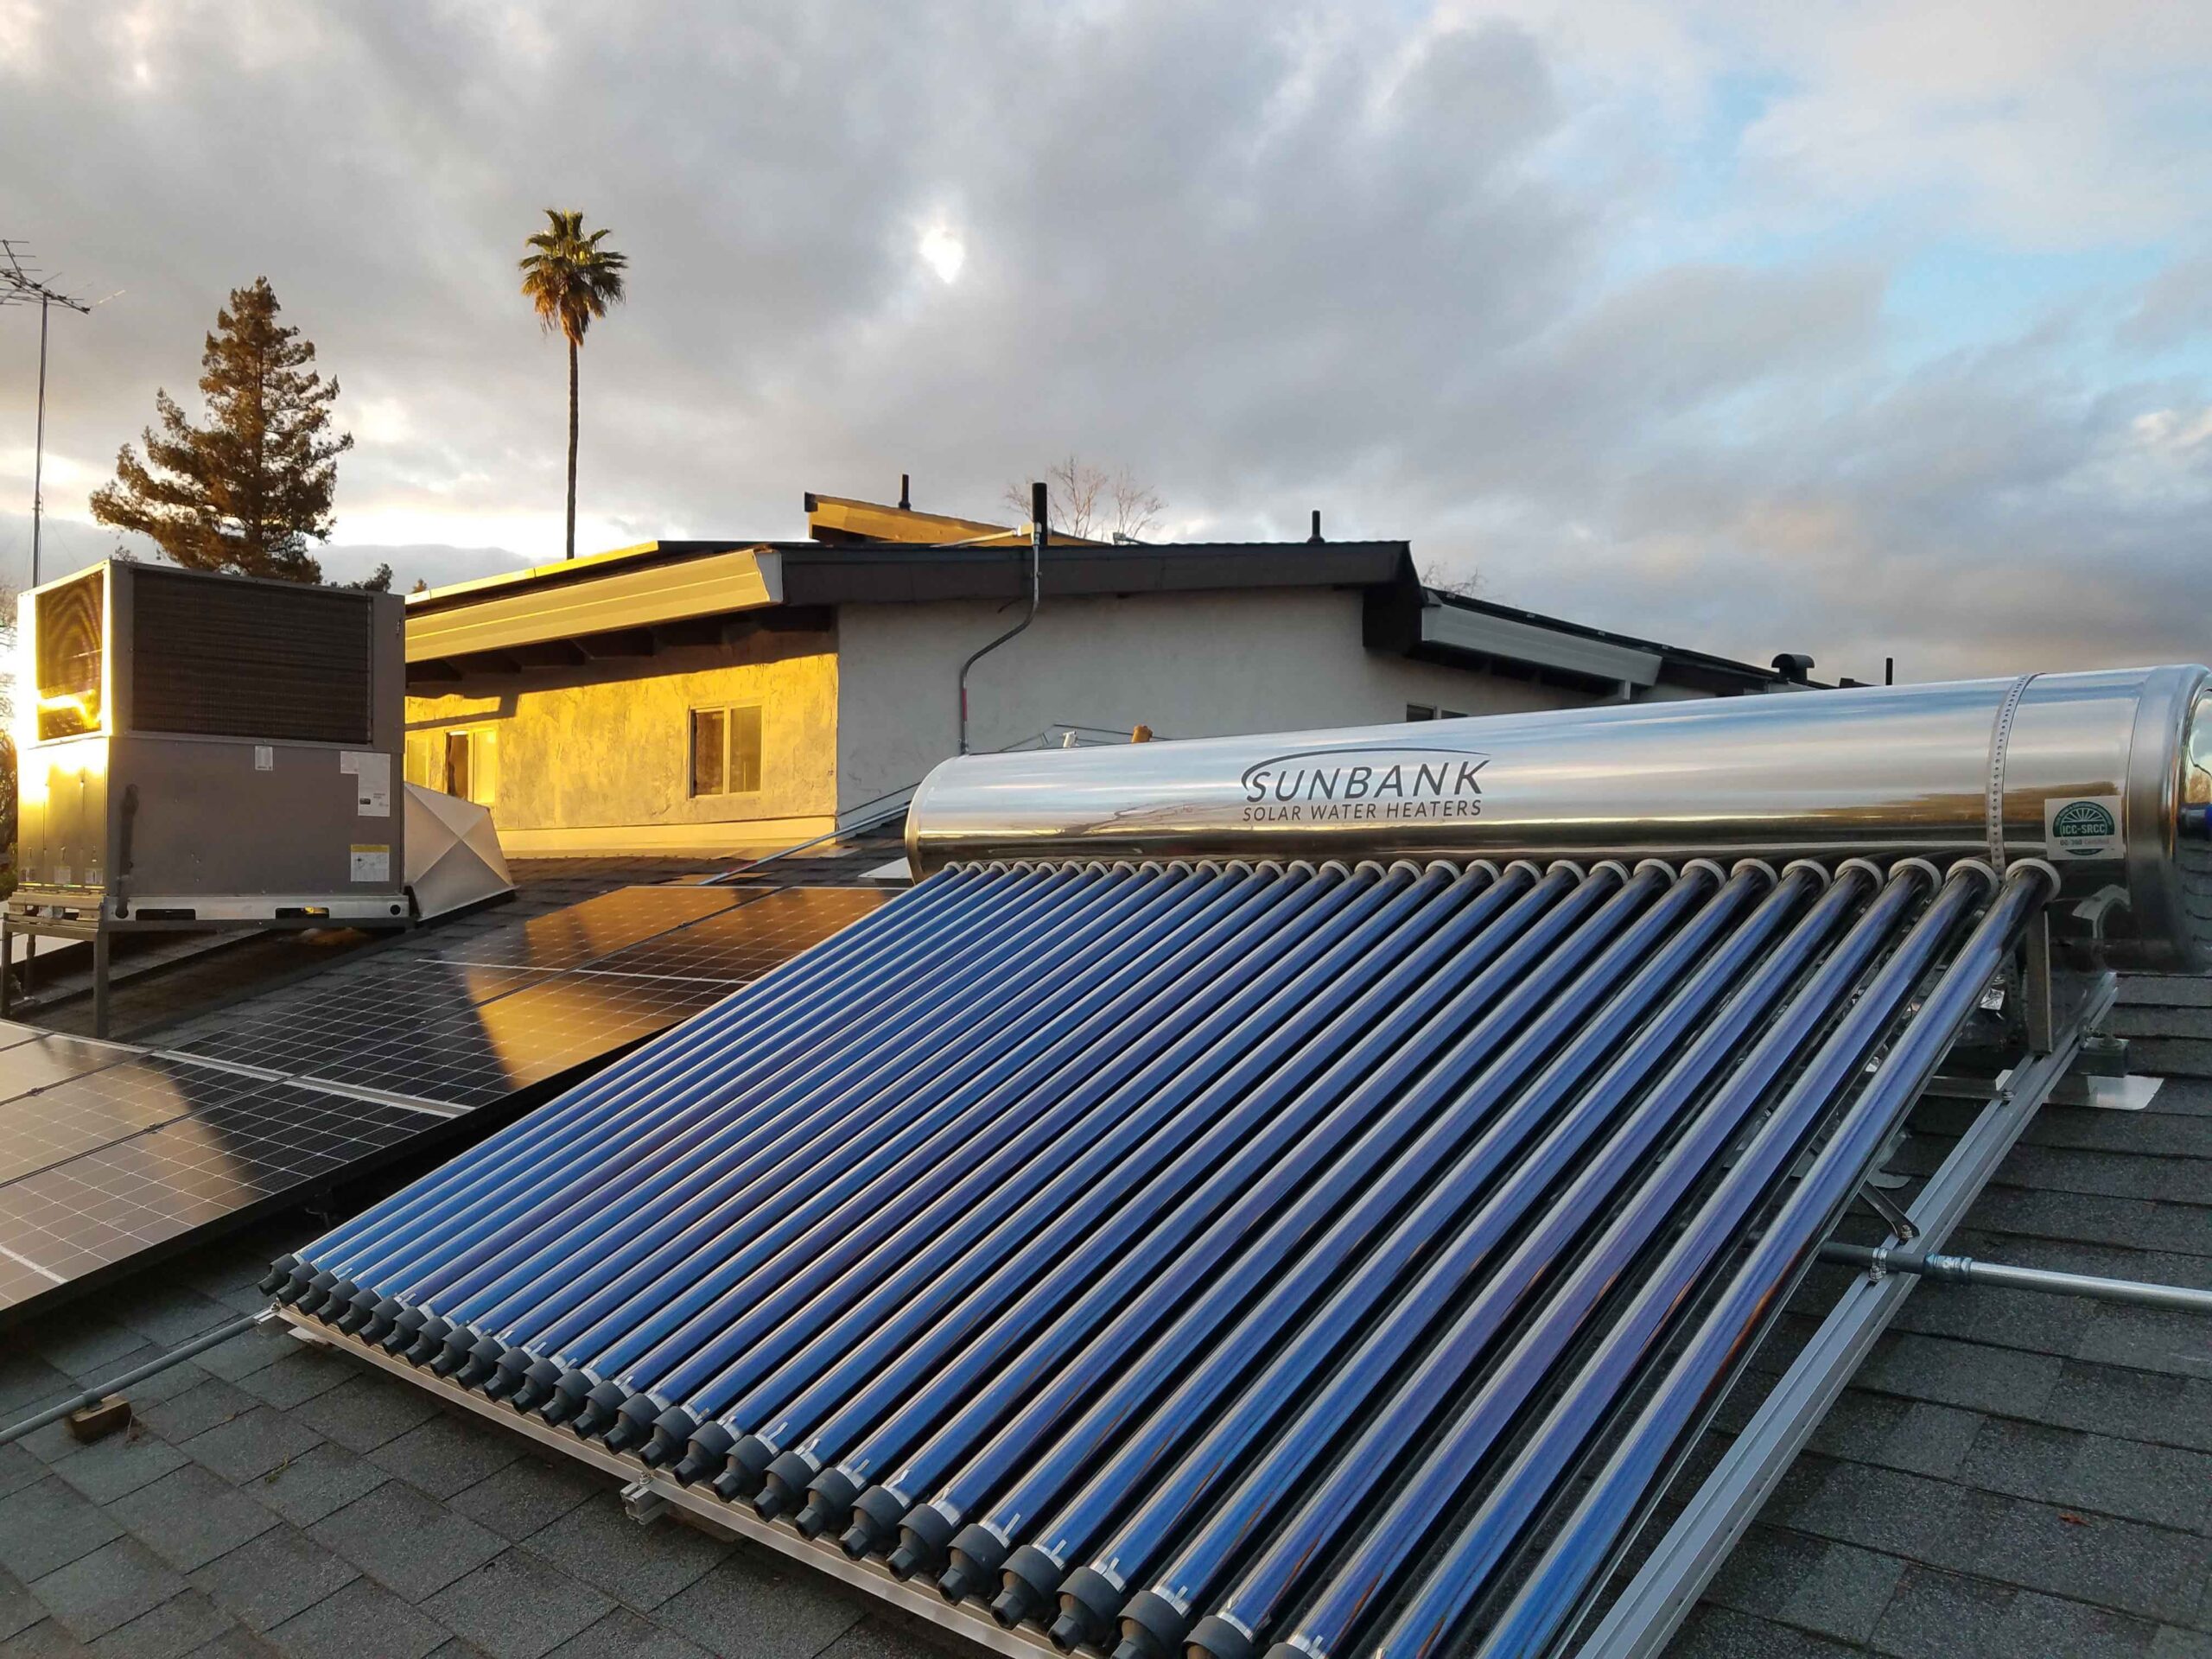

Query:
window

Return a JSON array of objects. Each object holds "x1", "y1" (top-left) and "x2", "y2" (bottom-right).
[
  {"x1": 445, "y1": 731, "x2": 472, "y2": 802},
  {"x1": 444, "y1": 729, "x2": 498, "y2": 805},
  {"x1": 1405, "y1": 703, "x2": 1435, "y2": 721},
  {"x1": 691, "y1": 704, "x2": 762, "y2": 796}
]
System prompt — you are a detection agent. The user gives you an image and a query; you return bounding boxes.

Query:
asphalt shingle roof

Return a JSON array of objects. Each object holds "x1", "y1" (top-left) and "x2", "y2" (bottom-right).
[{"x1": 1, "y1": 964, "x2": 2203, "y2": 1659}]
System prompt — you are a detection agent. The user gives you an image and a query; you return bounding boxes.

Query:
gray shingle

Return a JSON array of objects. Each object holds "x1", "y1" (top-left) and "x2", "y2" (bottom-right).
[
  {"x1": 2151, "y1": 1627, "x2": 2212, "y2": 1656},
  {"x1": 180, "y1": 1409, "x2": 327, "y2": 1487},
  {"x1": 0, "y1": 1477, "x2": 127, "y2": 1581},
  {"x1": 1664, "y1": 1604, "x2": 1864, "y2": 1658},
  {"x1": 652, "y1": 1552, "x2": 861, "y2": 1659},
  {"x1": 448, "y1": 1459, "x2": 603, "y2": 1544},
  {"x1": 88, "y1": 1591, "x2": 235, "y2": 1659},
  {"x1": 29, "y1": 1538, "x2": 189, "y2": 1642},
  {"x1": 308, "y1": 1480, "x2": 502, "y2": 1603},
  {"x1": 109, "y1": 1465, "x2": 280, "y2": 1574},
  {"x1": 0, "y1": 1353, "x2": 74, "y2": 1416},
  {"x1": 185, "y1": 1526, "x2": 359, "y2": 1633},
  {"x1": 188, "y1": 1332, "x2": 298, "y2": 1389},
  {"x1": 1961, "y1": 1494, "x2": 2211, "y2": 1624},
  {"x1": 1778, "y1": 1541, "x2": 1907, "y2": 1644},
  {"x1": 542, "y1": 1608, "x2": 709, "y2": 1659},
  {"x1": 52, "y1": 1434, "x2": 191, "y2": 1507},
  {"x1": 2044, "y1": 1362, "x2": 2212, "y2": 1453},
  {"x1": 2073, "y1": 1306, "x2": 2212, "y2": 1382},
  {"x1": 1988, "y1": 1591, "x2": 2160, "y2": 1658},
  {"x1": 519, "y1": 1497, "x2": 727, "y2": 1613},
  {"x1": 10, "y1": 1617, "x2": 98, "y2": 1657},
  {"x1": 138, "y1": 1382, "x2": 258, "y2": 1448},
  {"x1": 1868, "y1": 1565, "x2": 2013, "y2": 1659},
  {"x1": 3, "y1": 1565, "x2": 46, "y2": 1641},
  {"x1": 366, "y1": 1414, "x2": 522, "y2": 1501},
  {"x1": 33, "y1": 1316, "x2": 155, "y2": 1380},
  {"x1": 419, "y1": 1548, "x2": 614, "y2": 1659},
  {"x1": 227, "y1": 1353, "x2": 353, "y2": 1414},
  {"x1": 1856, "y1": 1331, "x2": 2064, "y2": 1417},
  {"x1": 289, "y1": 1376, "x2": 438, "y2": 1456},
  {"x1": 244, "y1": 1443, "x2": 391, "y2": 1529},
  {"x1": 262, "y1": 1575, "x2": 449, "y2": 1659},
  {"x1": 109, "y1": 1287, "x2": 241, "y2": 1351}
]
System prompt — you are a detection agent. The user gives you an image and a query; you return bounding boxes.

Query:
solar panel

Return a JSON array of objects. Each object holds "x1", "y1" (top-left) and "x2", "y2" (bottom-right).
[
  {"x1": 438, "y1": 884, "x2": 753, "y2": 970},
  {"x1": 0, "y1": 1075, "x2": 429, "y2": 1301},
  {"x1": 0, "y1": 880, "x2": 893, "y2": 1319},
  {"x1": 582, "y1": 887, "x2": 890, "y2": 983}
]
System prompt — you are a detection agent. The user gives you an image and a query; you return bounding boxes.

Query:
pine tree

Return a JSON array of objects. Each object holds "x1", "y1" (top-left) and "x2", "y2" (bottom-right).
[{"x1": 91, "y1": 277, "x2": 364, "y2": 586}]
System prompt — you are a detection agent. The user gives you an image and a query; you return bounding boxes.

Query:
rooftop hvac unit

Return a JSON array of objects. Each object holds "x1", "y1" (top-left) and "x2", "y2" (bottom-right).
[{"x1": 10, "y1": 561, "x2": 411, "y2": 931}]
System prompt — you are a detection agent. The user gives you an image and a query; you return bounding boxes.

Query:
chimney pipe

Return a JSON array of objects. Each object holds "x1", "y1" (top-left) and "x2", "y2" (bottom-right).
[
  {"x1": 1309, "y1": 510, "x2": 1323, "y2": 543},
  {"x1": 899, "y1": 473, "x2": 912, "y2": 511}
]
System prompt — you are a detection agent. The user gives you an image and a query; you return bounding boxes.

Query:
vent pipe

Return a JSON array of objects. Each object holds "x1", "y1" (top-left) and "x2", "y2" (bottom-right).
[{"x1": 957, "y1": 480, "x2": 1046, "y2": 754}]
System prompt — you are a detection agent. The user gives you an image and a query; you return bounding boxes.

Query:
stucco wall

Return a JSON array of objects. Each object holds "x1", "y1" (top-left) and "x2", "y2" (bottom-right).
[
  {"x1": 834, "y1": 589, "x2": 1614, "y2": 813},
  {"x1": 405, "y1": 630, "x2": 838, "y2": 855}
]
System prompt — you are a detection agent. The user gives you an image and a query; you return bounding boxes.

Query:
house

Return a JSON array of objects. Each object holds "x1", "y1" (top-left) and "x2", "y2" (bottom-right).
[{"x1": 399, "y1": 494, "x2": 1803, "y2": 857}]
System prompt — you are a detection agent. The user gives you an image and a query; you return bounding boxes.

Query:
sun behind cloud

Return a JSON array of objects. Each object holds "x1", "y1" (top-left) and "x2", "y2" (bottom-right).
[{"x1": 918, "y1": 225, "x2": 966, "y2": 284}]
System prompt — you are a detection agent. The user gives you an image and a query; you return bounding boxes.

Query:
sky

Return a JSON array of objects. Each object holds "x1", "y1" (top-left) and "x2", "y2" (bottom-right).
[{"x1": 3, "y1": 1, "x2": 2211, "y2": 683}]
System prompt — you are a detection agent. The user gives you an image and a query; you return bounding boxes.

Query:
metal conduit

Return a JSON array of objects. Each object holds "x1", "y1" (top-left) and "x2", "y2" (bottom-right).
[{"x1": 273, "y1": 850, "x2": 2074, "y2": 1659}]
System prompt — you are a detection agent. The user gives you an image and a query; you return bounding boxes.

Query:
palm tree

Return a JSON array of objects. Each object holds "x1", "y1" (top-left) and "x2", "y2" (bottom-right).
[{"x1": 519, "y1": 209, "x2": 628, "y2": 560}]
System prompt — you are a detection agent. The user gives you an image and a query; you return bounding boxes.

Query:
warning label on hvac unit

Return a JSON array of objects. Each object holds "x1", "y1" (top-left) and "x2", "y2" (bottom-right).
[
  {"x1": 2045, "y1": 795, "x2": 2124, "y2": 861},
  {"x1": 350, "y1": 844, "x2": 391, "y2": 883},
  {"x1": 340, "y1": 750, "x2": 391, "y2": 817}
]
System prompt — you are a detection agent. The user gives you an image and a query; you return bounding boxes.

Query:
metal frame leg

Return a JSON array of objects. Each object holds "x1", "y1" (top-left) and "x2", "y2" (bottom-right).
[
  {"x1": 92, "y1": 931, "x2": 110, "y2": 1039},
  {"x1": 1, "y1": 914, "x2": 10, "y2": 1020}
]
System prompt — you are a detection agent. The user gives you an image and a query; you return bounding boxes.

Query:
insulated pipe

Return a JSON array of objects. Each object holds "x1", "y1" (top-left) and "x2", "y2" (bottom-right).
[
  {"x1": 1187, "y1": 860, "x2": 1915, "y2": 1659},
  {"x1": 703, "y1": 861, "x2": 1472, "y2": 1501},
  {"x1": 1821, "y1": 1243, "x2": 2212, "y2": 1313},
  {"x1": 976, "y1": 861, "x2": 1738, "y2": 1637},
  {"x1": 1465, "y1": 861, "x2": 2056, "y2": 1659},
  {"x1": 906, "y1": 664, "x2": 2212, "y2": 970},
  {"x1": 847, "y1": 866, "x2": 1627, "y2": 1579},
  {"x1": 633, "y1": 864, "x2": 1357, "y2": 1466},
  {"x1": 1027, "y1": 862, "x2": 1793, "y2": 1653},
  {"x1": 600, "y1": 865, "x2": 1297, "y2": 1448},
  {"x1": 1268, "y1": 863, "x2": 1970, "y2": 1659},
  {"x1": 758, "y1": 865, "x2": 1546, "y2": 1534}
]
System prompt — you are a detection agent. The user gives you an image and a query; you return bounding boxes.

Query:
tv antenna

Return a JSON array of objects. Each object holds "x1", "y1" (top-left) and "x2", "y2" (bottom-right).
[{"x1": 1, "y1": 240, "x2": 111, "y2": 587}]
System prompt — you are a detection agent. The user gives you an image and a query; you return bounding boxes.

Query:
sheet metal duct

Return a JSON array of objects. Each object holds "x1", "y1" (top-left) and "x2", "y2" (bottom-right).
[
  {"x1": 264, "y1": 671, "x2": 2196, "y2": 1659},
  {"x1": 906, "y1": 664, "x2": 2212, "y2": 970}
]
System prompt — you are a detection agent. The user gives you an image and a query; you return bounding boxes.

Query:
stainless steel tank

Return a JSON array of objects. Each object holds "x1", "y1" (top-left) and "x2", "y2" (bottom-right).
[{"x1": 906, "y1": 664, "x2": 2212, "y2": 970}]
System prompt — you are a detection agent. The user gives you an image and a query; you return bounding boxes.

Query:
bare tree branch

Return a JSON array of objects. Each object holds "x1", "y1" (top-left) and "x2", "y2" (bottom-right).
[{"x1": 1004, "y1": 454, "x2": 1165, "y2": 541}]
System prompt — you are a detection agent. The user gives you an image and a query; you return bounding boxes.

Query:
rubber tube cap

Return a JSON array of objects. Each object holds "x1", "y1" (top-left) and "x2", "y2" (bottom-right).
[
  {"x1": 1115, "y1": 1590, "x2": 1187, "y2": 1659},
  {"x1": 359, "y1": 1297, "x2": 406, "y2": 1346},
  {"x1": 831, "y1": 1484, "x2": 901, "y2": 1560},
  {"x1": 671, "y1": 1421, "x2": 730, "y2": 1486},
  {"x1": 456, "y1": 1333, "x2": 505, "y2": 1388},
  {"x1": 639, "y1": 1406, "x2": 696, "y2": 1469},
  {"x1": 259, "y1": 1254, "x2": 299, "y2": 1296},
  {"x1": 714, "y1": 1435, "x2": 775, "y2": 1502},
  {"x1": 538, "y1": 1370, "x2": 593, "y2": 1426},
  {"x1": 764, "y1": 1452, "x2": 832, "y2": 1518},
  {"x1": 401, "y1": 1315, "x2": 451, "y2": 1367},
  {"x1": 890, "y1": 1500, "x2": 952, "y2": 1580},
  {"x1": 427, "y1": 1332, "x2": 476, "y2": 1378},
  {"x1": 509, "y1": 1357, "x2": 563, "y2": 1413},
  {"x1": 1188, "y1": 1614, "x2": 1259, "y2": 1659},
  {"x1": 995, "y1": 1545, "x2": 1060, "y2": 1630},
  {"x1": 294, "y1": 1269, "x2": 340, "y2": 1315},
  {"x1": 573, "y1": 1381, "x2": 631, "y2": 1440},
  {"x1": 381, "y1": 1306, "x2": 427, "y2": 1355},
  {"x1": 332, "y1": 1287, "x2": 381, "y2": 1336},
  {"x1": 946, "y1": 1522, "x2": 1005, "y2": 1605},
  {"x1": 275, "y1": 1264, "x2": 317, "y2": 1306},
  {"x1": 481, "y1": 1350, "x2": 531, "y2": 1402},
  {"x1": 1054, "y1": 1567, "x2": 1123, "y2": 1653}
]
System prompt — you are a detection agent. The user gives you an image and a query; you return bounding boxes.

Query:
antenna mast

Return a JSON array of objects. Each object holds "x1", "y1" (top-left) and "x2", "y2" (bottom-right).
[{"x1": 0, "y1": 240, "x2": 94, "y2": 587}]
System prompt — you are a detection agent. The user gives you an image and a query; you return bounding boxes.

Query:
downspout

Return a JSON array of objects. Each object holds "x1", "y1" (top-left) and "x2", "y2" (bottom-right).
[{"x1": 957, "y1": 479, "x2": 1045, "y2": 754}]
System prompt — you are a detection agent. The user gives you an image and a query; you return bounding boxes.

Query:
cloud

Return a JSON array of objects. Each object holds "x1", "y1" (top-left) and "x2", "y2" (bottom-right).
[{"x1": 0, "y1": 1, "x2": 2209, "y2": 682}]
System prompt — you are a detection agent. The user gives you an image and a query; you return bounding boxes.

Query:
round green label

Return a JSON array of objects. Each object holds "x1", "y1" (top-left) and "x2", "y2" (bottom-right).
[{"x1": 2051, "y1": 800, "x2": 2116, "y2": 846}]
